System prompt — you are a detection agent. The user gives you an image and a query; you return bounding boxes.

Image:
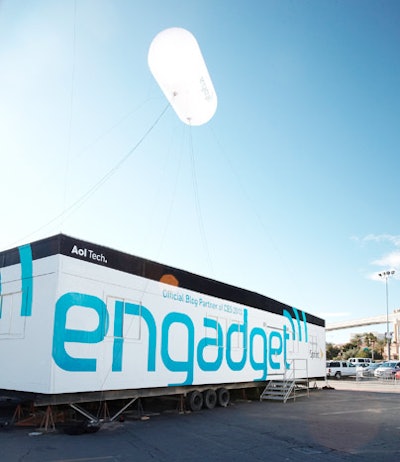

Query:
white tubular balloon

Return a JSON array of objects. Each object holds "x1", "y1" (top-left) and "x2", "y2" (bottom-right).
[{"x1": 148, "y1": 27, "x2": 217, "y2": 126}]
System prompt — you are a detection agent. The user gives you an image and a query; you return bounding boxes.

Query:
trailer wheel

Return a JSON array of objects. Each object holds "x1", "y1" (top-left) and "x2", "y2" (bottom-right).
[
  {"x1": 62, "y1": 420, "x2": 100, "y2": 435},
  {"x1": 187, "y1": 391, "x2": 203, "y2": 412},
  {"x1": 62, "y1": 421, "x2": 87, "y2": 435},
  {"x1": 0, "y1": 420, "x2": 10, "y2": 428},
  {"x1": 202, "y1": 389, "x2": 217, "y2": 410},
  {"x1": 217, "y1": 388, "x2": 230, "y2": 407}
]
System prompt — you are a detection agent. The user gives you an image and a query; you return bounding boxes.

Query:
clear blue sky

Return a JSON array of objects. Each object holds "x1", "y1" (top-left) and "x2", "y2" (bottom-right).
[{"x1": 1, "y1": 1, "x2": 399, "y2": 344}]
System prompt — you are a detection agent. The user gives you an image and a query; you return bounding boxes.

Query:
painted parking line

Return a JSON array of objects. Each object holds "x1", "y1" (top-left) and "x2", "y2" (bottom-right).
[
  {"x1": 320, "y1": 406, "x2": 400, "y2": 416},
  {"x1": 51, "y1": 457, "x2": 118, "y2": 462}
]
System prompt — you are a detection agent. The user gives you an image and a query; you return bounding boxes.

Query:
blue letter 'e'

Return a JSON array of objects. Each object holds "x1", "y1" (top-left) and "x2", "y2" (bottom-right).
[{"x1": 53, "y1": 292, "x2": 108, "y2": 372}]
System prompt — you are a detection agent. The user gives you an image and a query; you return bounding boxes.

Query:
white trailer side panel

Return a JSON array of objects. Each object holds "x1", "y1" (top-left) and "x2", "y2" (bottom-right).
[
  {"x1": 0, "y1": 255, "x2": 59, "y2": 393},
  {"x1": 0, "y1": 235, "x2": 326, "y2": 395}
]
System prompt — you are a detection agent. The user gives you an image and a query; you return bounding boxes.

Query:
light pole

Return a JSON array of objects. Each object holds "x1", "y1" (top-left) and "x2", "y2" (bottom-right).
[{"x1": 378, "y1": 270, "x2": 395, "y2": 360}]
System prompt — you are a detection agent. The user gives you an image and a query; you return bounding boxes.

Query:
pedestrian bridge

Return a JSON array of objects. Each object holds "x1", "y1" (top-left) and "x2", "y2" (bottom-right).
[
  {"x1": 326, "y1": 311, "x2": 400, "y2": 358},
  {"x1": 326, "y1": 313, "x2": 400, "y2": 331}
]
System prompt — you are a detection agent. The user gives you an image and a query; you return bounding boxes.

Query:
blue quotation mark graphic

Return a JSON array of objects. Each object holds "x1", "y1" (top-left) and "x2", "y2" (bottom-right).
[
  {"x1": 283, "y1": 307, "x2": 308, "y2": 343},
  {"x1": 0, "y1": 244, "x2": 33, "y2": 319}
]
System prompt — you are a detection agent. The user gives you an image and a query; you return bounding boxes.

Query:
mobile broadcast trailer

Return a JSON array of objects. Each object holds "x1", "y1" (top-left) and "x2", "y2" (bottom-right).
[{"x1": 0, "y1": 234, "x2": 325, "y2": 425}]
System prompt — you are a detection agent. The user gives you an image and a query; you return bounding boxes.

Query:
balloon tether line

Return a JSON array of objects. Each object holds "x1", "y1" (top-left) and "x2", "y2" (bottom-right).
[
  {"x1": 188, "y1": 125, "x2": 214, "y2": 275},
  {"x1": 8, "y1": 103, "x2": 171, "y2": 247}
]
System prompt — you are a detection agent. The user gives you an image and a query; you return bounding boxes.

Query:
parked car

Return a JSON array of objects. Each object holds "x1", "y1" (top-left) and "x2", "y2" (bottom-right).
[
  {"x1": 358, "y1": 362, "x2": 382, "y2": 377},
  {"x1": 326, "y1": 360, "x2": 357, "y2": 379},
  {"x1": 348, "y1": 357, "x2": 372, "y2": 367},
  {"x1": 374, "y1": 361, "x2": 400, "y2": 379}
]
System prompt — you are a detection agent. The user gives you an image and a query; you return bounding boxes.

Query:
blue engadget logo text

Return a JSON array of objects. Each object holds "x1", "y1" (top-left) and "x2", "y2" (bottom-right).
[
  {"x1": 0, "y1": 244, "x2": 310, "y2": 387},
  {"x1": 52, "y1": 292, "x2": 308, "y2": 386}
]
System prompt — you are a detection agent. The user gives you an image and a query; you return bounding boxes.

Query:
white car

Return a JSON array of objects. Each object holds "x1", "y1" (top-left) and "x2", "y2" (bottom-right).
[
  {"x1": 374, "y1": 361, "x2": 400, "y2": 379},
  {"x1": 348, "y1": 357, "x2": 372, "y2": 367},
  {"x1": 326, "y1": 360, "x2": 357, "y2": 379}
]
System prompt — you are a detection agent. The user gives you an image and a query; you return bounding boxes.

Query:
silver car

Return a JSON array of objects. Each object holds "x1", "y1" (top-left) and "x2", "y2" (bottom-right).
[
  {"x1": 360, "y1": 362, "x2": 383, "y2": 377},
  {"x1": 374, "y1": 361, "x2": 400, "y2": 378}
]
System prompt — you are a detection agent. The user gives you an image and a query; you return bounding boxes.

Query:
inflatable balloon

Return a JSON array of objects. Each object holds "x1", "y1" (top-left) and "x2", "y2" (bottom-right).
[{"x1": 148, "y1": 27, "x2": 217, "y2": 126}]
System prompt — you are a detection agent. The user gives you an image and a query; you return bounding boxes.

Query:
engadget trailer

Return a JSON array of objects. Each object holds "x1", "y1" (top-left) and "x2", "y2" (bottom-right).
[{"x1": 0, "y1": 234, "x2": 325, "y2": 420}]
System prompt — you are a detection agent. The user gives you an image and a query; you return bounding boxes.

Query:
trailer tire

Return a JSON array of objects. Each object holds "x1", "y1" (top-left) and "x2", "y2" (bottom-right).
[
  {"x1": 202, "y1": 389, "x2": 217, "y2": 410},
  {"x1": 62, "y1": 420, "x2": 100, "y2": 435},
  {"x1": 217, "y1": 388, "x2": 230, "y2": 407},
  {"x1": 187, "y1": 391, "x2": 203, "y2": 412},
  {"x1": 85, "y1": 421, "x2": 101, "y2": 433},
  {"x1": 0, "y1": 420, "x2": 10, "y2": 428},
  {"x1": 62, "y1": 421, "x2": 87, "y2": 435}
]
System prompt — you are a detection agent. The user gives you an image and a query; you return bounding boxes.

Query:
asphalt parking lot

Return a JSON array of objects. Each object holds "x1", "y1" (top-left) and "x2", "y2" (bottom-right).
[{"x1": 1, "y1": 380, "x2": 400, "y2": 462}]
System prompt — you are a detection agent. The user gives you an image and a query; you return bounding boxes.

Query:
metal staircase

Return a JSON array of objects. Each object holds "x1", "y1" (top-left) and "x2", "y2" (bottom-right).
[{"x1": 260, "y1": 359, "x2": 310, "y2": 403}]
